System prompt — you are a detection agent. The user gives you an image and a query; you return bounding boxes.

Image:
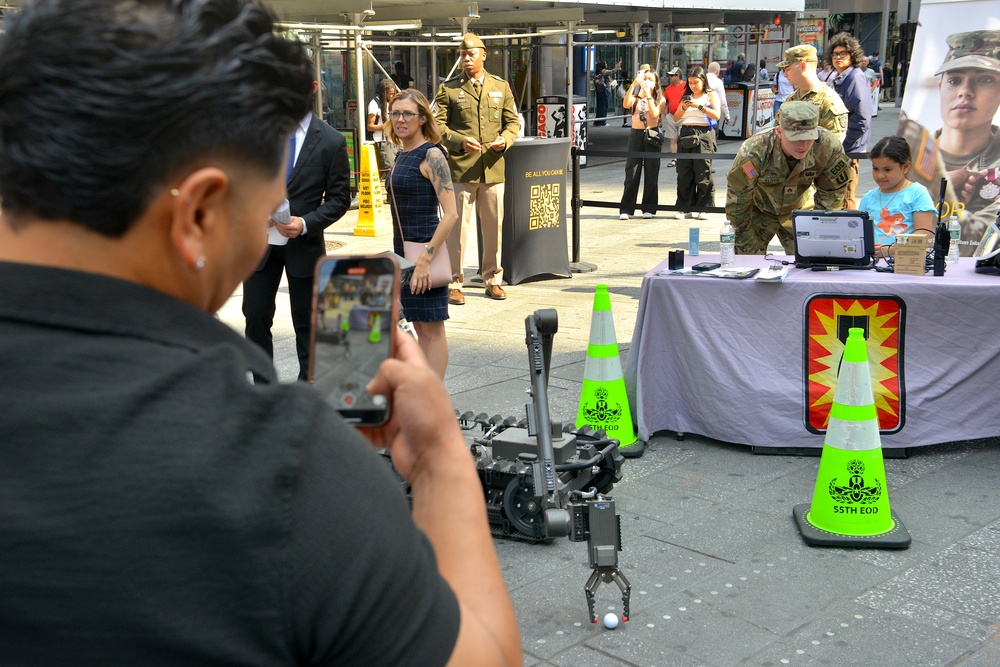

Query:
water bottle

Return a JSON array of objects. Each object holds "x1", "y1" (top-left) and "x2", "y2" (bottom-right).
[
  {"x1": 720, "y1": 220, "x2": 735, "y2": 266},
  {"x1": 946, "y1": 214, "x2": 961, "y2": 264}
]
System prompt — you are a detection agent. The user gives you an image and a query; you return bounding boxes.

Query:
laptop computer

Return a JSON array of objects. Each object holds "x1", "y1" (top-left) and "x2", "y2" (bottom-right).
[{"x1": 792, "y1": 210, "x2": 875, "y2": 269}]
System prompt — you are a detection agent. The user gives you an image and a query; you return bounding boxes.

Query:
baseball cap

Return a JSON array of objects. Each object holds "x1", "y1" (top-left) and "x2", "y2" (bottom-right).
[
  {"x1": 778, "y1": 101, "x2": 820, "y2": 141},
  {"x1": 667, "y1": 67, "x2": 682, "y2": 76},
  {"x1": 777, "y1": 44, "x2": 818, "y2": 69},
  {"x1": 934, "y1": 30, "x2": 1000, "y2": 75}
]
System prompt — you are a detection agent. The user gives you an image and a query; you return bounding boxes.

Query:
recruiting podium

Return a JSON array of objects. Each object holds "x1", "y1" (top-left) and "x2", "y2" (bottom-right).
[{"x1": 501, "y1": 137, "x2": 572, "y2": 285}]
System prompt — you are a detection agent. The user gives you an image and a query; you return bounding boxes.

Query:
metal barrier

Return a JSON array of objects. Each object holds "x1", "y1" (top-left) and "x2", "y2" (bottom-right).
[{"x1": 568, "y1": 145, "x2": 870, "y2": 266}]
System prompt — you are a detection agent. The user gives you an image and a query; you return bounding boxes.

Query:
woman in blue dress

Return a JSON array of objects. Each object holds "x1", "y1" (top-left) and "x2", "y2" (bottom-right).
[{"x1": 385, "y1": 89, "x2": 458, "y2": 378}]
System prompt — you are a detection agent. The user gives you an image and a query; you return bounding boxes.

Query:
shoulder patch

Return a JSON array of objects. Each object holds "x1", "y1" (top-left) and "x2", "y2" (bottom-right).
[{"x1": 741, "y1": 161, "x2": 758, "y2": 180}]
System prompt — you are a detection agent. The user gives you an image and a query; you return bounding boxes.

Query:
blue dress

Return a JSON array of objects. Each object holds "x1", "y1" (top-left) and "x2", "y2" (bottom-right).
[{"x1": 388, "y1": 141, "x2": 449, "y2": 323}]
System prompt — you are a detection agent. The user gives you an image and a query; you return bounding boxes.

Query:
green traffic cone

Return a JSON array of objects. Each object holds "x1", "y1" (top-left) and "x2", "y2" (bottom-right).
[
  {"x1": 576, "y1": 285, "x2": 642, "y2": 457},
  {"x1": 794, "y1": 328, "x2": 910, "y2": 548},
  {"x1": 368, "y1": 313, "x2": 381, "y2": 344}
]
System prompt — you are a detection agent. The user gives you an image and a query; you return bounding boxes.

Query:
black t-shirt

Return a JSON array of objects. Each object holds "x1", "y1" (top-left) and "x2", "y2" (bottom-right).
[{"x1": 0, "y1": 262, "x2": 460, "y2": 666}]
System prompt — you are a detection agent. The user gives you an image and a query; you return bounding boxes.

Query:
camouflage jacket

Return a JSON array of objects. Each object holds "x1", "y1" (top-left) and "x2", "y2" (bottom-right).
[
  {"x1": 776, "y1": 85, "x2": 848, "y2": 146},
  {"x1": 726, "y1": 127, "x2": 852, "y2": 229},
  {"x1": 433, "y1": 71, "x2": 520, "y2": 184}
]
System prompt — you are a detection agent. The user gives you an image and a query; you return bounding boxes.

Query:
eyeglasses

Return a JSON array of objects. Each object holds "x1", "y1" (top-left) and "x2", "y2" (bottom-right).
[
  {"x1": 389, "y1": 110, "x2": 421, "y2": 121},
  {"x1": 831, "y1": 51, "x2": 850, "y2": 59}
]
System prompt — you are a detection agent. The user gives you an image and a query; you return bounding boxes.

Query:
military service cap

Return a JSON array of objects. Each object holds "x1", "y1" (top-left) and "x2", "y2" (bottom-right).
[
  {"x1": 777, "y1": 101, "x2": 820, "y2": 141},
  {"x1": 778, "y1": 44, "x2": 818, "y2": 69},
  {"x1": 934, "y1": 30, "x2": 1000, "y2": 75},
  {"x1": 460, "y1": 33, "x2": 486, "y2": 51}
]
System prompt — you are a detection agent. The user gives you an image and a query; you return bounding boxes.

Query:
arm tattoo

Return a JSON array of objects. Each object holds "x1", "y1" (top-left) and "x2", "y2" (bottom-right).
[{"x1": 426, "y1": 149, "x2": 454, "y2": 196}]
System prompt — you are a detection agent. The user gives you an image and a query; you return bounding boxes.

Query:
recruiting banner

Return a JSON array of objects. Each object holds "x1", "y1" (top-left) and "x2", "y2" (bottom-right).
[{"x1": 896, "y1": 3, "x2": 1000, "y2": 255}]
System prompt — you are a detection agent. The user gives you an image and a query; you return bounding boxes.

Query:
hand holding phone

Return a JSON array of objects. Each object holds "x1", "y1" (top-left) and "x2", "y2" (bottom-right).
[{"x1": 309, "y1": 255, "x2": 399, "y2": 426}]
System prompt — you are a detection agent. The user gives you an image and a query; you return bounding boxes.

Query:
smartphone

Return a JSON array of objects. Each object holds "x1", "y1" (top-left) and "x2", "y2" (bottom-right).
[
  {"x1": 309, "y1": 255, "x2": 399, "y2": 426},
  {"x1": 682, "y1": 94, "x2": 692, "y2": 102}
]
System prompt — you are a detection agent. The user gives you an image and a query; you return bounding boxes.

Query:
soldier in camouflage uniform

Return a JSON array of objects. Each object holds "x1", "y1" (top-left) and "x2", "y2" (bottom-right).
[
  {"x1": 913, "y1": 30, "x2": 1000, "y2": 255},
  {"x1": 726, "y1": 101, "x2": 852, "y2": 254},
  {"x1": 774, "y1": 45, "x2": 849, "y2": 144}
]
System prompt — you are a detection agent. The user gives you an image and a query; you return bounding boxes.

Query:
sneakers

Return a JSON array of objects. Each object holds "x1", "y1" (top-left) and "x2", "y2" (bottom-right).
[
  {"x1": 619, "y1": 213, "x2": 630, "y2": 220},
  {"x1": 674, "y1": 212, "x2": 686, "y2": 220},
  {"x1": 448, "y1": 289, "x2": 465, "y2": 305},
  {"x1": 642, "y1": 212, "x2": 654, "y2": 219},
  {"x1": 696, "y1": 212, "x2": 709, "y2": 220}
]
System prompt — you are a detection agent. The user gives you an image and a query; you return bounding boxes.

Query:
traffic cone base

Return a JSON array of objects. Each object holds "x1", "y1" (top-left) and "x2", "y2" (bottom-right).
[
  {"x1": 576, "y1": 285, "x2": 642, "y2": 454},
  {"x1": 795, "y1": 327, "x2": 909, "y2": 549},
  {"x1": 793, "y1": 504, "x2": 911, "y2": 548}
]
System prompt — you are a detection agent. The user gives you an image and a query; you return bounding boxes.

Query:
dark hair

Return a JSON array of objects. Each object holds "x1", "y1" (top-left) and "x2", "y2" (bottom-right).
[
  {"x1": 685, "y1": 67, "x2": 710, "y2": 96},
  {"x1": 0, "y1": 0, "x2": 313, "y2": 237},
  {"x1": 377, "y1": 78, "x2": 398, "y2": 106},
  {"x1": 828, "y1": 32, "x2": 864, "y2": 67},
  {"x1": 869, "y1": 135, "x2": 912, "y2": 166},
  {"x1": 759, "y1": 59, "x2": 767, "y2": 69}
]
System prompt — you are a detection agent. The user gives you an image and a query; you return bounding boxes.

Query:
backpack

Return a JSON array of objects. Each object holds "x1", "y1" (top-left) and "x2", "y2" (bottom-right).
[{"x1": 595, "y1": 74, "x2": 606, "y2": 94}]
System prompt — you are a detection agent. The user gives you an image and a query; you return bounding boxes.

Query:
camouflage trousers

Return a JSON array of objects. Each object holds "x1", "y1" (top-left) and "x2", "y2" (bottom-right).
[{"x1": 733, "y1": 212, "x2": 795, "y2": 255}]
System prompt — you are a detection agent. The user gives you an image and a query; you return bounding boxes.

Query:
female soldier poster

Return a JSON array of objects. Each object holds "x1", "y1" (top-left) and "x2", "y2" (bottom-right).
[{"x1": 896, "y1": 2, "x2": 1000, "y2": 255}]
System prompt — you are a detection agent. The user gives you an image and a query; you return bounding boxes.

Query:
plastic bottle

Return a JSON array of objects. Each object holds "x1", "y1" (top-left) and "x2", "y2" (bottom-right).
[
  {"x1": 946, "y1": 214, "x2": 961, "y2": 264},
  {"x1": 720, "y1": 220, "x2": 735, "y2": 266}
]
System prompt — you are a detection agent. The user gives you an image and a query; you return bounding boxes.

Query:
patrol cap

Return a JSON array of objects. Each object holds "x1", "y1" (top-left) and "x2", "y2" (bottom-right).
[
  {"x1": 778, "y1": 44, "x2": 818, "y2": 69},
  {"x1": 667, "y1": 66, "x2": 682, "y2": 76},
  {"x1": 460, "y1": 33, "x2": 486, "y2": 51},
  {"x1": 934, "y1": 30, "x2": 1000, "y2": 75},
  {"x1": 778, "y1": 101, "x2": 820, "y2": 141}
]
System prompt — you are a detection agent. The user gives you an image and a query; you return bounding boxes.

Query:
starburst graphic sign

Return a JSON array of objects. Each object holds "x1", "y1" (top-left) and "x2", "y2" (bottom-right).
[{"x1": 804, "y1": 295, "x2": 906, "y2": 434}]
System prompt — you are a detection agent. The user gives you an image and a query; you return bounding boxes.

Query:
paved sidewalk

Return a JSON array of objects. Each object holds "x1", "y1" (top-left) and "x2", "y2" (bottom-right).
[{"x1": 219, "y1": 104, "x2": 1000, "y2": 666}]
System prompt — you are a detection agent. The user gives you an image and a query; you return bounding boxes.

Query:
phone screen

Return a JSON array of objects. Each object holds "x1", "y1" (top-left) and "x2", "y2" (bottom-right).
[{"x1": 309, "y1": 255, "x2": 399, "y2": 426}]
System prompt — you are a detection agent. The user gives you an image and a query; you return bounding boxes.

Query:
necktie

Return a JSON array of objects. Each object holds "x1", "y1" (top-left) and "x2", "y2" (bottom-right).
[
  {"x1": 473, "y1": 80, "x2": 481, "y2": 95},
  {"x1": 286, "y1": 133, "x2": 297, "y2": 183}
]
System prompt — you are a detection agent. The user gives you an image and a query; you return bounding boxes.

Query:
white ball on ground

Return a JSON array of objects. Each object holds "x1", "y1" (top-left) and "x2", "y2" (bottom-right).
[{"x1": 603, "y1": 612, "x2": 619, "y2": 629}]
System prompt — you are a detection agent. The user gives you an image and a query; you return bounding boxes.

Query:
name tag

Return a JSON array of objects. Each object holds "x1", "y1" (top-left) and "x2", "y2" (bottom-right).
[{"x1": 489, "y1": 91, "x2": 502, "y2": 99}]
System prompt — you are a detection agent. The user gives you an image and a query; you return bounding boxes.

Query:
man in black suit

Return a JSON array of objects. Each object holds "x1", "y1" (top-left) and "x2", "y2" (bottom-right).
[{"x1": 243, "y1": 69, "x2": 351, "y2": 381}]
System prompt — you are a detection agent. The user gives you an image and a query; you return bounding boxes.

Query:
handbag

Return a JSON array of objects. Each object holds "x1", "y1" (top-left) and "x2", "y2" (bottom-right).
[
  {"x1": 388, "y1": 158, "x2": 452, "y2": 290},
  {"x1": 402, "y1": 240, "x2": 451, "y2": 289},
  {"x1": 643, "y1": 127, "x2": 664, "y2": 150}
]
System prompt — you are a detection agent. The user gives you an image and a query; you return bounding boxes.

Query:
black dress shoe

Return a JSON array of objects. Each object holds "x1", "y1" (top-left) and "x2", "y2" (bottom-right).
[
  {"x1": 485, "y1": 285, "x2": 507, "y2": 300},
  {"x1": 448, "y1": 289, "x2": 465, "y2": 305}
]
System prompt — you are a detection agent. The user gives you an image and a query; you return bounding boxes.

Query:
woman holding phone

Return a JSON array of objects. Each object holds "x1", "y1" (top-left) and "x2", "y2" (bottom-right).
[
  {"x1": 673, "y1": 67, "x2": 721, "y2": 220},
  {"x1": 385, "y1": 89, "x2": 458, "y2": 378},
  {"x1": 618, "y1": 68, "x2": 665, "y2": 220}
]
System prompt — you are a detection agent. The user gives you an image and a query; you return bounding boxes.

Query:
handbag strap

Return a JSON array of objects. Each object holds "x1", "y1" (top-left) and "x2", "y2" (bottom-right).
[{"x1": 387, "y1": 149, "x2": 409, "y2": 245}]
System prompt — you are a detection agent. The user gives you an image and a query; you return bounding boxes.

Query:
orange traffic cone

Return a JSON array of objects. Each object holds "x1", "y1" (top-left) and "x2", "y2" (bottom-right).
[
  {"x1": 794, "y1": 328, "x2": 910, "y2": 548},
  {"x1": 576, "y1": 285, "x2": 644, "y2": 458}
]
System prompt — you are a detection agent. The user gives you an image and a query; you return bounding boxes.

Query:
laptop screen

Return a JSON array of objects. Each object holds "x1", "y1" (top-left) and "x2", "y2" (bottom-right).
[{"x1": 792, "y1": 210, "x2": 875, "y2": 268}]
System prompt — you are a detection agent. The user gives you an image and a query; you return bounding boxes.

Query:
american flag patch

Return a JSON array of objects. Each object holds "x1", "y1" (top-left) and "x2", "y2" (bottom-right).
[
  {"x1": 916, "y1": 129, "x2": 937, "y2": 180},
  {"x1": 741, "y1": 161, "x2": 757, "y2": 179}
]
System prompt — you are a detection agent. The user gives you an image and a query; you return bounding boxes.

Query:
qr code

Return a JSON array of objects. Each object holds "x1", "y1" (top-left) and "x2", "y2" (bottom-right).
[{"x1": 528, "y1": 183, "x2": 561, "y2": 230}]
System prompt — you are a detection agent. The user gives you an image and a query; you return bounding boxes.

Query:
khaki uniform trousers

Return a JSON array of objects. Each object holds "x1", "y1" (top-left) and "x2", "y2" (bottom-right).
[{"x1": 449, "y1": 181, "x2": 504, "y2": 288}]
